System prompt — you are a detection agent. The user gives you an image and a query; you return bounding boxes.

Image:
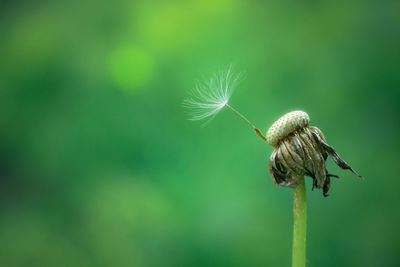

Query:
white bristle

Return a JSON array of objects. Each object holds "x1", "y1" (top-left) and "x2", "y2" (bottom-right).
[{"x1": 183, "y1": 65, "x2": 241, "y2": 125}]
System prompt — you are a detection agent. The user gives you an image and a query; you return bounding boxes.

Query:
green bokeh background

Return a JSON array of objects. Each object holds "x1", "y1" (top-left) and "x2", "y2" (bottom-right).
[{"x1": 1, "y1": 1, "x2": 399, "y2": 266}]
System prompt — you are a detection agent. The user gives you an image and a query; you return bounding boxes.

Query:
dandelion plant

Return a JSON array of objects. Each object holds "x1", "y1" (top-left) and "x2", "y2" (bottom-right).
[{"x1": 184, "y1": 66, "x2": 362, "y2": 267}]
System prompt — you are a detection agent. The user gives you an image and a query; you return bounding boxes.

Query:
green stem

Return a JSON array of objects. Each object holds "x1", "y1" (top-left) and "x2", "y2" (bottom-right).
[{"x1": 292, "y1": 176, "x2": 307, "y2": 267}]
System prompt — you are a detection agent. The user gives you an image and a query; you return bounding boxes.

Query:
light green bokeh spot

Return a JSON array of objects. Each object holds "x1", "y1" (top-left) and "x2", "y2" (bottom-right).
[{"x1": 109, "y1": 44, "x2": 155, "y2": 91}]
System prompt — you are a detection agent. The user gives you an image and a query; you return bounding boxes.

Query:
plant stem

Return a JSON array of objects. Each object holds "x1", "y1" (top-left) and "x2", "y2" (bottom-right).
[{"x1": 292, "y1": 176, "x2": 307, "y2": 267}]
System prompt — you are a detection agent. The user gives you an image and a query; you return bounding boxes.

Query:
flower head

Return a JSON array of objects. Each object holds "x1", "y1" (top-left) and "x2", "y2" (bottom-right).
[
  {"x1": 267, "y1": 111, "x2": 362, "y2": 197},
  {"x1": 183, "y1": 65, "x2": 242, "y2": 125}
]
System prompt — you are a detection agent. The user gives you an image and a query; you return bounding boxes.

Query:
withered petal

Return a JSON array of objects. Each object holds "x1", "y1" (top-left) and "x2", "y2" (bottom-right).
[
  {"x1": 270, "y1": 149, "x2": 279, "y2": 170},
  {"x1": 269, "y1": 149, "x2": 290, "y2": 182},
  {"x1": 323, "y1": 177, "x2": 331, "y2": 197},
  {"x1": 309, "y1": 127, "x2": 328, "y2": 159},
  {"x1": 284, "y1": 139, "x2": 307, "y2": 173},
  {"x1": 269, "y1": 145, "x2": 300, "y2": 188},
  {"x1": 299, "y1": 129, "x2": 326, "y2": 188},
  {"x1": 304, "y1": 128, "x2": 327, "y2": 182},
  {"x1": 310, "y1": 129, "x2": 363, "y2": 178},
  {"x1": 292, "y1": 132, "x2": 314, "y2": 177},
  {"x1": 269, "y1": 161, "x2": 285, "y2": 184},
  {"x1": 309, "y1": 126, "x2": 327, "y2": 142},
  {"x1": 276, "y1": 144, "x2": 292, "y2": 174},
  {"x1": 281, "y1": 139, "x2": 306, "y2": 175},
  {"x1": 327, "y1": 173, "x2": 339, "y2": 179}
]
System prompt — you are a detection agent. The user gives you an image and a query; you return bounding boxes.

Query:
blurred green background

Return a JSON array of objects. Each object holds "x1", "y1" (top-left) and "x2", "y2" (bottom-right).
[{"x1": 1, "y1": 0, "x2": 399, "y2": 266}]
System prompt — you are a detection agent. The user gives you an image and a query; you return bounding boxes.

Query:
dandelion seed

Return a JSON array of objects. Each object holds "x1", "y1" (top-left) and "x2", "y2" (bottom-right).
[
  {"x1": 184, "y1": 65, "x2": 267, "y2": 141},
  {"x1": 183, "y1": 65, "x2": 240, "y2": 124}
]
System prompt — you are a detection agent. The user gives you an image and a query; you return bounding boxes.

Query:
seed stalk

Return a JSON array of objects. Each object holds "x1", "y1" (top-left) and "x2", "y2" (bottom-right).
[{"x1": 292, "y1": 176, "x2": 307, "y2": 267}]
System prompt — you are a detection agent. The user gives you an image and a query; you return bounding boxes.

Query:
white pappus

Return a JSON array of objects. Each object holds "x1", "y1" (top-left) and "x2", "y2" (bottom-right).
[
  {"x1": 183, "y1": 65, "x2": 241, "y2": 124},
  {"x1": 184, "y1": 65, "x2": 267, "y2": 141}
]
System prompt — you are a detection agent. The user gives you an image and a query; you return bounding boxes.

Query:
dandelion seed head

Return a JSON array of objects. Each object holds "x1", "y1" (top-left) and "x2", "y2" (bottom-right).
[{"x1": 183, "y1": 65, "x2": 242, "y2": 125}]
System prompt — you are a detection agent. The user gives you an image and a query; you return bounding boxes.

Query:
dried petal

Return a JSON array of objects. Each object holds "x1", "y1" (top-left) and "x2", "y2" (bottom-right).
[
  {"x1": 292, "y1": 132, "x2": 314, "y2": 178},
  {"x1": 304, "y1": 128, "x2": 328, "y2": 183},
  {"x1": 269, "y1": 147, "x2": 299, "y2": 187},
  {"x1": 322, "y1": 177, "x2": 331, "y2": 197},
  {"x1": 299, "y1": 129, "x2": 326, "y2": 188},
  {"x1": 310, "y1": 128, "x2": 362, "y2": 178},
  {"x1": 269, "y1": 149, "x2": 287, "y2": 184},
  {"x1": 282, "y1": 138, "x2": 307, "y2": 175}
]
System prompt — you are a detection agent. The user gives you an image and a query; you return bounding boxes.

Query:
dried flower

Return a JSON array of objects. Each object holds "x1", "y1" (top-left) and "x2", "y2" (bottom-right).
[{"x1": 266, "y1": 111, "x2": 362, "y2": 197}]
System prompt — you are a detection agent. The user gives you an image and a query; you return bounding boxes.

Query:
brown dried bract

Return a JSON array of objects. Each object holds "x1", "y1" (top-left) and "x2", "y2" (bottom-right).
[{"x1": 269, "y1": 126, "x2": 362, "y2": 197}]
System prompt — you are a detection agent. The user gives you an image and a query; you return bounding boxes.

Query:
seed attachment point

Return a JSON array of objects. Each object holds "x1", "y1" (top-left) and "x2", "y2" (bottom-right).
[{"x1": 266, "y1": 111, "x2": 310, "y2": 146}]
